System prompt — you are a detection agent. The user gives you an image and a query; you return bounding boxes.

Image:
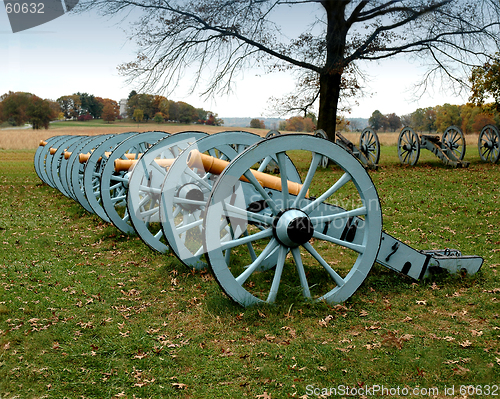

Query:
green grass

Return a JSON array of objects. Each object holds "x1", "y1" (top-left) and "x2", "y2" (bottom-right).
[{"x1": 1, "y1": 147, "x2": 499, "y2": 398}]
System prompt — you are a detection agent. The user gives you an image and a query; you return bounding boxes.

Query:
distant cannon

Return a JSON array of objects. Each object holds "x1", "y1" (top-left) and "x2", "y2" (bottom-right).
[
  {"x1": 478, "y1": 124, "x2": 500, "y2": 163},
  {"x1": 397, "y1": 126, "x2": 468, "y2": 167},
  {"x1": 315, "y1": 128, "x2": 380, "y2": 169}
]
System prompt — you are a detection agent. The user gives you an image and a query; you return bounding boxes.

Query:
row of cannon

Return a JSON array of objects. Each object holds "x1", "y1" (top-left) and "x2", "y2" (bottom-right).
[
  {"x1": 35, "y1": 130, "x2": 483, "y2": 306},
  {"x1": 330, "y1": 124, "x2": 500, "y2": 169}
]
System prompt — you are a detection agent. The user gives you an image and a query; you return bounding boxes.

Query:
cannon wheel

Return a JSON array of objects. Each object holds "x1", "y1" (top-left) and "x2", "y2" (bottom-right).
[
  {"x1": 36, "y1": 135, "x2": 70, "y2": 187},
  {"x1": 49, "y1": 136, "x2": 85, "y2": 197},
  {"x1": 68, "y1": 135, "x2": 113, "y2": 212},
  {"x1": 160, "y1": 131, "x2": 301, "y2": 270},
  {"x1": 442, "y1": 125, "x2": 466, "y2": 161},
  {"x1": 397, "y1": 127, "x2": 420, "y2": 165},
  {"x1": 265, "y1": 130, "x2": 280, "y2": 139},
  {"x1": 60, "y1": 136, "x2": 93, "y2": 200},
  {"x1": 125, "y1": 131, "x2": 207, "y2": 252},
  {"x1": 478, "y1": 124, "x2": 500, "y2": 163},
  {"x1": 360, "y1": 127, "x2": 380, "y2": 165},
  {"x1": 100, "y1": 131, "x2": 170, "y2": 234},
  {"x1": 314, "y1": 129, "x2": 330, "y2": 168},
  {"x1": 34, "y1": 136, "x2": 62, "y2": 184},
  {"x1": 204, "y1": 134, "x2": 382, "y2": 306},
  {"x1": 82, "y1": 132, "x2": 139, "y2": 222}
]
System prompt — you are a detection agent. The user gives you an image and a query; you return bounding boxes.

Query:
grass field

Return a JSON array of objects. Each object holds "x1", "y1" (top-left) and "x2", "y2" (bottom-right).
[{"x1": 0, "y1": 125, "x2": 499, "y2": 398}]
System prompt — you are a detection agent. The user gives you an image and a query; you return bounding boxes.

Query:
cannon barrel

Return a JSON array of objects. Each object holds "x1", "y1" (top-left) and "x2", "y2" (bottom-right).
[
  {"x1": 187, "y1": 149, "x2": 306, "y2": 197},
  {"x1": 79, "y1": 152, "x2": 140, "y2": 164},
  {"x1": 114, "y1": 158, "x2": 174, "y2": 172}
]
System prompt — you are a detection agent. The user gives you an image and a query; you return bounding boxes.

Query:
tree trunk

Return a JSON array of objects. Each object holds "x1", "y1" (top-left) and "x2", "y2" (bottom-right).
[
  {"x1": 317, "y1": 1, "x2": 348, "y2": 142},
  {"x1": 317, "y1": 71, "x2": 342, "y2": 141}
]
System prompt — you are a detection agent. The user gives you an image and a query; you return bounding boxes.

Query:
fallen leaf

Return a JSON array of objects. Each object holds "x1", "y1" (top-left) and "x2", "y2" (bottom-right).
[
  {"x1": 382, "y1": 331, "x2": 403, "y2": 349},
  {"x1": 365, "y1": 325, "x2": 381, "y2": 330},
  {"x1": 359, "y1": 310, "x2": 369, "y2": 317},
  {"x1": 172, "y1": 382, "x2": 187, "y2": 389},
  {"x1": 453, "y1": 365, "x2": 470, "y2": 375},
  {"x1": 459, "y1": 340, "x2": 472, "y2": 348},
  {"x1": 220, "y1": 348, "x2": 234, "y2": 357},
  {"x1": 134, "y1": 350, "x2": 148, "y2": 360},
  {"x1": 416, "y1": 300, "x2": 427, "y2": 305},
  {"x1": 256, "y1": 392, "x2": 271, "y2": 399}
]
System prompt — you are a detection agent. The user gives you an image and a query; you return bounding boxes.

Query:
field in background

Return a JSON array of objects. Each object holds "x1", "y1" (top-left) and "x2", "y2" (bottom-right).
[
  {"x1": 0, "y1": 121, "x2": 267, "y2": 150},
  {"x1": 0, "y1": 134, "x2": 499, "y2": 398},
  {"x1": 1, "y1": 120, "x2": 480, "y2": 150}
]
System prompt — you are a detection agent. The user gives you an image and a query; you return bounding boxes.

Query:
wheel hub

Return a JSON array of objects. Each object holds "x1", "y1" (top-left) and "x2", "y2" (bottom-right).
[
  {"x1": 403, "y1": 143, "x2": 413, "y2": 152},
  {"x1": 484, "y1": 139, "x2": 496, "y2": 150},
  {"x1": 176, "y1": 183, "x2": 204, "y2": 211},
  {"x1": 273, "y1": 209, "x2": 314, "y2": 247}
]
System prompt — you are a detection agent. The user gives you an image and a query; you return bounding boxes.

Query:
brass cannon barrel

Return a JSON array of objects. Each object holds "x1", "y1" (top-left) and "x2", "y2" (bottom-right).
[
  {"x1": 114, "y1": 158, "x2": 175, "y2": 172},
  {"x1": 187, "y1": 150, "x2": 306, "y2": 197},
  {"x1": 79, "y1": 152, "x2": 141, "y2": 164}
]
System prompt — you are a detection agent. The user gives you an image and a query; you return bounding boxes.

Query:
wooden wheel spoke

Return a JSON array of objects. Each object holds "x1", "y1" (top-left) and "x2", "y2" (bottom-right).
[
  {"x1": 312, "y1": 229, "x2": 365, "y2": 254},
  {"x1": 276, "y1": 151, "x2": 290, "y2": 208},
  {"x1": 220, "y1": 228, "x2": 273, "y2": 252},
  {"x1": 302, "y1": 172, "x2": 352, "y2": 214},
  {"x1": 222, "y1": 203, "x2": 274, "y2": 226},
  {"x1": 292, "y1": 152, "x2": 322, "y2": 207},
  {"x1": 291, "y1": 246, "x2": 311, "y2": 298},
  {"x1": 302, "y1": 242, "x2": 345, "y2": 287},
  {"x1": 176, "y1": 217, "x2": 203, "y2": 235},
  {"x1": 235, "y1": 238, "x2": 279, "y2": 285},
  {"x1": 266, "y1": 246, "x2": 288, "y2": 303},
  {"x1": 257, "y1": 155, "x2": 273, "y2": 172},
  {"x1": 138, "y1": 185, "x2": 161, "y2": 195},
  {"x1": 243, "y1": 169, "x2": 280, "y2": 215}
]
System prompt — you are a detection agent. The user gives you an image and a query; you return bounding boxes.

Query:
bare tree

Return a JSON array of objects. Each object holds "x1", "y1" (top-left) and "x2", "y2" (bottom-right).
[{"x1": 76, "y1": 0, "x2": 500, "y2": 140}]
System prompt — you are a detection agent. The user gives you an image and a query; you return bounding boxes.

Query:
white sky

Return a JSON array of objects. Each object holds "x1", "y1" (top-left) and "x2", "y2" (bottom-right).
[{"x1": 0, "y1": 4, "x2": 471, "y2": 119}]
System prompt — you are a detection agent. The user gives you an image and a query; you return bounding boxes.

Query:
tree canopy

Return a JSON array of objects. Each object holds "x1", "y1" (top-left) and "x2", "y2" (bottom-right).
[
  {"x1": 0, "y1": 91, "x2": 57, "y2": 129},
  {"x1": 76, "y1": 0, "x2": 500, "y2": 140},
  {"x1": 470, "y1": 53, "x2": 500, "y2": 111}
]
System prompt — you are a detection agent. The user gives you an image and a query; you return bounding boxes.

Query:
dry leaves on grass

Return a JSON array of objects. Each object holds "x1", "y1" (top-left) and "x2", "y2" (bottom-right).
[{"x1": 319, "y1": 315, "x2": 334, "y2": 327}]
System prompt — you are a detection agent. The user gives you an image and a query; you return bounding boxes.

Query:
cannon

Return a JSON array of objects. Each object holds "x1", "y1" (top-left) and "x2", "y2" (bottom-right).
[
  {"x1": 397, "y1": 126, "x2": 468, "y2": 167},
  {"x1": 35, "y1": 132, "x2": 483, "y2": 307},
  {"x1": 478, "y1": 124, "x2": 500, "y2": 163},
  {"x1": 315, "y1": 128, "x2": 380, "y2": 170}
]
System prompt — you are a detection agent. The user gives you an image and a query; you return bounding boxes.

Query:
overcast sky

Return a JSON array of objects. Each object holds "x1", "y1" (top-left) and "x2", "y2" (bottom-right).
[{"x1": 1, "y1": 3, "x2": 472, "y2": 119}]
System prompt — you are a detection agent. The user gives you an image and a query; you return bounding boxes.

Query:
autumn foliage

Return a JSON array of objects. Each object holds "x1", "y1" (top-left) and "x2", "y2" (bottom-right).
[
  {"x1": 279, "y1": 116, "x2": 315, "y2": 132},
  {"x1": 0, "y1": 91, "x2": 57, "y2": 129}
]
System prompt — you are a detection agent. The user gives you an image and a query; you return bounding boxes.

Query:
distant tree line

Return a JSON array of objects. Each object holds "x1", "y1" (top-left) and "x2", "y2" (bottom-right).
[
  {"x1": 0, "y1": 92, "x2": 59, "y2": 129},
  {"x1": 368, "y1": 103, "x2": 500, "y2": 134},
  {"x1": 0, "y1": 90, "x2": 219, "y2": 129},
  {"x1": 126, "y1": 91, "x2": 221, "y2": 125}
]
